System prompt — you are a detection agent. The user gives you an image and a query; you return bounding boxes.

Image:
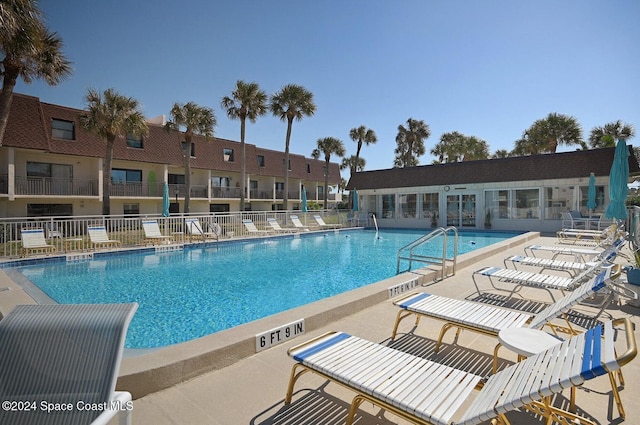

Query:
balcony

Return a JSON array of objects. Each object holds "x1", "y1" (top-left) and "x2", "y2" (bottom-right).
[
  {"x1": 15, "y1": 177, "x2": 99, "y2": 196},
  {"x1": 211, "y1": 187, "x2": 241, "y2": 199}
]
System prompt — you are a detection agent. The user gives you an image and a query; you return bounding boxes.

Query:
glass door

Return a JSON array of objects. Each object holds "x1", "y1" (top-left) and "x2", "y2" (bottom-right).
[{"x1": 446, "y1": 193, "x2": 477, "y2": 227}]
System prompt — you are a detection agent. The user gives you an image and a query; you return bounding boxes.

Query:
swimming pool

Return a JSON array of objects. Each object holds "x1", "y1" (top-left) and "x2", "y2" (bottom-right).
[{"x1": 14, "y1": 229, "x2": 520, "y2": 348}]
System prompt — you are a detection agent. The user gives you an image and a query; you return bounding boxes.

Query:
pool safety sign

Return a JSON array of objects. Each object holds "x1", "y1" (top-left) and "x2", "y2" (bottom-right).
[
  {"x1": 256, "y1": 319, "x2": 305, "y2": 352},
  {"x1": 388, "y1": 278, "x2": 419, "y2": 298}
]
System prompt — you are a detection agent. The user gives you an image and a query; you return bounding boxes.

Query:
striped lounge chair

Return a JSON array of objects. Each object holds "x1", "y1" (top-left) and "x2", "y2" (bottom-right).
[
  {"x1": 523, "y1": 234, "x2": 625, "y2": 262},
  {"x1": 88, "y1": 225, "x2": 121, "y2": 250},
  {"x1": 285, "y1": 317, "x2": 636, "y2": 425},
  {"x1": 20, "y1": 228, "x2": 56, "y2": 257}
]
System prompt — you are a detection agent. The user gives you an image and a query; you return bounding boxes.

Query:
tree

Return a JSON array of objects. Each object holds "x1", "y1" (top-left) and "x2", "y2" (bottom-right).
[
  {"x1": 165, "y1": 102, "x2": 216, "y2": 213},
  {"x1": 348, "y1": 125, "x2": 377, "y2": 175},
  {"x1": 431, "y1": 131, "x2": 465, "y2": 163},
  {"x1": 80, "y1": 88, "x2": 147, "y2": 215},
  {"x1": 340, "y1": 155, "x2": 366, "y2": 175},
  {"x1": 589, "y1": 120, "x2": 635, "y2": 148},
  {"x1": 221, "y1": 80, "x2": 267, "y2": 211},
  {"x1": 519, "y1": 112, "x2": 585, "y2": 154},
  {"x1": 0, "y1": 0, "x2": 72, "y2": 145},
  {"x1": 463, "y1": 136, "x2": 490, "y2": 161},
  {"x1": 270, "y1": 84, "x2": 316, "y2": 210},
  {"x1": 492, "y1": 149, "x2": 510, "y2": 158},
  {"x1": 393, "y1": 118, "x2": 430, "y2": 167},
  {"x1": 311, "y1": 137, "x2": 345, "y2": 208}
]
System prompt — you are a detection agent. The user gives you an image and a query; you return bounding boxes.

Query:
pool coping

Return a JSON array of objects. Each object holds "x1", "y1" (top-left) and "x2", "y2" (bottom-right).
[{"x1": 115, "y1": 231, "x2": 539, "y2": 398}]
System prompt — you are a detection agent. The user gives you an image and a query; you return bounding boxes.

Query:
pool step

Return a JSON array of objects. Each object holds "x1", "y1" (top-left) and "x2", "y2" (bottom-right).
[
  {"x1": 66, "y1": 252, "x2": 93, "y2": 262},
  {"x1": 155, "y1": 244, "x2": 183, "y2": 253}
]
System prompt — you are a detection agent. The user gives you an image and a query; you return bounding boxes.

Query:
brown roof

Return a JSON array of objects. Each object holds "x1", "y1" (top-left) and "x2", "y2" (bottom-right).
[
  {"x1": 3, "y1": 93, "x2": 340, "y2": 184},
  {"x1": 346, "y1": 146, "x2": 640, "y2": 190}
]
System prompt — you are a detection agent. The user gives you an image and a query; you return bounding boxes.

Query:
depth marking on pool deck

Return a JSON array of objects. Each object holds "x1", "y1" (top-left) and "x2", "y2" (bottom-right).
[
  {"x1": 388, "y1": 278, "x2": 419, "y2": 298},
  {"x1": 255, "y1": 319, "x2": 305, "y2": 352}
]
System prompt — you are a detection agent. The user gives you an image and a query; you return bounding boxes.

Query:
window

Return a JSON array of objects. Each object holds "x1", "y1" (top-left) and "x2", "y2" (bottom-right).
[
  {"x1": 168, "y1": 174, "x2": 185, "y2": 185},
  {"x1": 307, "y1": 164, "x2": 311, "y2": 173},
  {"x1": 275, "y1": 182, "x2": 284, "y2": 191},
  {"x1": 27, "y1": 162, "x2": 72, "y2": 179},
  {"x1": 398, "y1": 194, "x2": 417, "y2": 218},
  {"x1": 126, "y1": 133, "x2": 143, "y2": 148},
  {"x1": 485, "y1": 190, "x2": 510, "y2": 219},
  {"x1": 123, "y1": 203, "x2": 140, "y2": 215},
  {"x1": 223, "y1": 148, "x2": 234, "y2": 162},
  {"x1": 382, "y1": 194, "x2": 395, "y2": 218},
  {"x1": 486, "y1": 188, "x2": 539, "y2": 219},
  {"x1": 422, "y1": 193, "x2": 439, "y2": 220},
  {"x1": 211, "y1": 177, "x2": 231, "y2": 187},
  {"x1": 257, "y1": 155, "x2": 265, "y2": 167},
  {"x1": 112, "y1": 169, "x2": 142, "y2": 184},
  {"x1": 27, "y1": 204, "x2": 73, "y2": 216},
  {"x1": 249, "y1": 180, "x2": 258, "y2": 190},
  {"x1": 181, "y1": 142, "x2": 195, "y2": 157},
  {"x1": 514, "y1": 189, "x2": 539, "y2": 219},
  {"x1": 210, "y1": 204, "x2": 230, "y2": 212},
  {"x1": 51, "y1": 119, "x2": 74, "y2": 140}
]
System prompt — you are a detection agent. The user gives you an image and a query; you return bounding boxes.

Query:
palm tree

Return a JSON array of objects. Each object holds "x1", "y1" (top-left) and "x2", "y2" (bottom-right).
[
  {"x1": 340, "y1": 155, "x2": 366, "y2": 175},
  {"x1": 270, "y1": 84, "x2": 316, "y2": 210},
  {"x1": 463, "y1": 136, "x2": 490, "y2": 161},
  {"x1": 589, "y1": 120, "x2": 635, "y2": 148},
  {"x1": 492, "y1": 149, "x2": 510, "y2": 158},
  {"x1": 393, "y1": 118, "x2": 430, "y2": 167},
  {"x1": 431, "y1": 131, "x2": 465, "y2": 163},
  {"x1": 0, "y1": 0, "x2": 72, "y2": 145},
  {"x1": 311, "y1": 137, "x2": 345, "y2": 208},
  {"x1": 165, "y1": 102, "x2": 216, "y2": 214},
  {"x1": 521, "y1": 113, "x2": 585, "y2": 154},
  {"x1": 80, "y1": 88, "x2": 147, "y2": 215},
  {"x1": 221, "y1": 80, "x2": 268, "y2": 211},
  {"x1": 349, "y1": 125, "x2": 377, "y2": 175}
]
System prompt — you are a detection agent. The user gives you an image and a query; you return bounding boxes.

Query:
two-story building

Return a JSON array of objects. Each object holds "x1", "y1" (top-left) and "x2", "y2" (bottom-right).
[
  {"x1": 346, "y1": 146, "x2": 640, "y2": 233},
  {"x1": 0, "y1": 94, "x2": 341, "y2": 218}
]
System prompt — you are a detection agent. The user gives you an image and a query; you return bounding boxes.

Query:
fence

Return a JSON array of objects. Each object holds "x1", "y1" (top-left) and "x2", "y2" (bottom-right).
[{"x1": 0, "y1": 210, "x2": 361, "y2": 259}]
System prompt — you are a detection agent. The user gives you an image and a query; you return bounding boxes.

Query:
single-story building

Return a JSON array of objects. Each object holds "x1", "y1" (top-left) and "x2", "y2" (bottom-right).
[{"x1": 346, "y1": 146, "x2": 640, "y2": 233}]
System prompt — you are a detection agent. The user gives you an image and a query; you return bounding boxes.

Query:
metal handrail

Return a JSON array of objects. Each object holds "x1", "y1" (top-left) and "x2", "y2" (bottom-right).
[{"x1": 396, "y1": 226, "x2": 458, "y2": 280}]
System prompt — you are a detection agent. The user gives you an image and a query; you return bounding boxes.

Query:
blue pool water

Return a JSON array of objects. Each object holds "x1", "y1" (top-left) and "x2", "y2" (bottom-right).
[{"x1": 15, "y1": 229, "x2": 520, "y2": 348}]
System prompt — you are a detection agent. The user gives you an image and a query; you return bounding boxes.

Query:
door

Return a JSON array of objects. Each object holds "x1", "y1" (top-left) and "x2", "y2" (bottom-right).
[{"x1": 446, "y1": 193, "x2": 477, "y2": 227}]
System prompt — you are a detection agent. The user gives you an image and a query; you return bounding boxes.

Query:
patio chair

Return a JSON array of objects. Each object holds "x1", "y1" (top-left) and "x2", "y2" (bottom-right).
[
  {"x1": 472, "y1": 259, "x2": 604, "y2": 302},
  {"x1": 142, "y1": 220, "x2": 172, "y2": 245},
  {"x1": 313, "y1": 214, "x2": 342, "y2": 229},
  {"x1": 557, "y1": 224, "x2": 617, "y2": 245},
  {"x1": 561, "y1": 210, "x2": 588, "y2": 229},
  {"x1": 20, "y1": 228, "x2": 56, "y2": 257},
  {"x1": 0, "y1": 303, "x2": 137, "y2": 425},
  {"x1": 184, "y1": 218, "x2": 218, "y2": 241},
  {"x1": 88, "y1": 225, "x2": 121, "y2": 250},
  {"x1": 504, "y1": 238, "x2": 622, "y2": 277},
  {"x1": 286, "y1": 316, "x2": 636, "y2": 425},
  {"x1": 266, "y1": 218, "x2": 297, "y2": 233},
  {"x1": 289, "y1": 215, "x2": 311, "y2": 231},
  {"x1": 241, "y1": 219, "x2": 273, "y2": 236}
]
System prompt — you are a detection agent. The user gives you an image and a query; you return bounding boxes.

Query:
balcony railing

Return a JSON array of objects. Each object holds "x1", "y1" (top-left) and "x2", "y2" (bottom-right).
[{"x1": 15, "y1": 177, "x2": 99, "y2": 196}]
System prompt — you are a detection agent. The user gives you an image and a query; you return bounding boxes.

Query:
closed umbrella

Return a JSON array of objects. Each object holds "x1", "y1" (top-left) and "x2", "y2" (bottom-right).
[
  {"x1": 587, "y1": 172, "x2": 596, "y2": 216},
  {"x1": 352, "y1": 189, "x2": 359, "y2": 212},
  {"x1": 162, "y1": 182, "x2": 170, "y2": 217},
  {"x1": 604, "y1": 140, "x2": 629, "y2": 221},
  {"x1": 301, "y1": 186, "x2": 308, "y2": 212}
]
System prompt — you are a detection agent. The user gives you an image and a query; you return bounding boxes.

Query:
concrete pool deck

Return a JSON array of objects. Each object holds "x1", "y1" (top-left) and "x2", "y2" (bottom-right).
[{"x1": 1, "y1": 231, "x2": 639, "y2": 424}]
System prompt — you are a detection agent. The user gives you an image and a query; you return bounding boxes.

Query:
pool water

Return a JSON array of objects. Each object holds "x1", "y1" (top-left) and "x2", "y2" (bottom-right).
[{"x1": 16, "y1": 229, "x2": 520, "y2": 348}]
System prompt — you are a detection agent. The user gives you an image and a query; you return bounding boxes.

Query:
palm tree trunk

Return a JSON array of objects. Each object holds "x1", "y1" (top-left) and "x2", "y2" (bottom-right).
[
  {"x1": 283, "y1": 118, "x2": 293, "y2": 210},
  {"x1": 240, "y1": 118, "x2": 246, "y2": 211},
  {"x1": 324, "y1": 158, "x2": 330, "y2": 207},
  {"x1": 0, "y1": 67, "x2": 20, "y2": 147},
  {"x1": 102, "y1": 137, "x2": 115, "y2": 215}
]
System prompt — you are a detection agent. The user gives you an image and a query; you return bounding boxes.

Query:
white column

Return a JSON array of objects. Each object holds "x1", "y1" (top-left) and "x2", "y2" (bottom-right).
[{"x1": 7, "y1": 147, "x2": 15, "y2": 201}]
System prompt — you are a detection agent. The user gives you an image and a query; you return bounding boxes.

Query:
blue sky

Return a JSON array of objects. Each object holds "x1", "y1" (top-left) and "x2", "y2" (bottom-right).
[{"x1": 15, "y1": 0, "x2": 640, "y2": 177}]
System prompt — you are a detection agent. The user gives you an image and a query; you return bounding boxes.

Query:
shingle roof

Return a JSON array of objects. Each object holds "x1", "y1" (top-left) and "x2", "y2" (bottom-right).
[
  {"x1": 3, "y1": 93, "x2": 340, "y2": 184},
  {"x1": 346, "y1": 147, "x2": 640, "y2": 190}
]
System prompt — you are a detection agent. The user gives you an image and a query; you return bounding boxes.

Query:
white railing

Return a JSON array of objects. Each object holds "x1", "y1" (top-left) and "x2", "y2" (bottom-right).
[{"x1": 0, "y1": 210, "x2": 358, "y2": 259}]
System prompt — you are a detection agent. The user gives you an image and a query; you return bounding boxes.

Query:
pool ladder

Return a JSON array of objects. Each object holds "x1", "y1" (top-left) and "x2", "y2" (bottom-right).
[{"x1": 396, "y1": 226, "x2": 458, "y2": 280}]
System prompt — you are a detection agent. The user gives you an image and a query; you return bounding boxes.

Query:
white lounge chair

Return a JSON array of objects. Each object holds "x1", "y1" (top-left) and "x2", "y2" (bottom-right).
[
  {"x1": 505, "y1": 237, "x2": 623, "y2": 276},
  {"x1": 20, "y1": 228, "x2": 56, "y2": 257},
  {"x1": 286, "y1": 316, "x2": 636, "y2": 425},
  {"x1": 185, "y1": 218, "x2": 218, "y2": 241},
  {"x1": 142, "y1": 220, "x2": 172, "y2": 245},
  {"x1": 266, "y1": 218, "x2": 297, "y2": 233},
  {"x1": 289, "y1": 215, "x2": 311, "y2": 231},
  {"x1": 472, "y1": 259, "x2": 605, "y2": 302},
  {"x1": 557, "y1": 224, "x2": 617, "y2": 245},
  {"x1": 0, "y1": 303, "x2": 137, "y2": 425},
  {"x1": 313, "y1": 214, "x2": 342, "y2": 229},
  {"x1": 242, "y1": 219, "x2": 272, "y2": 236},
  {"x1": 88, "y1": 225, "x2": 121, "y2": 250}
]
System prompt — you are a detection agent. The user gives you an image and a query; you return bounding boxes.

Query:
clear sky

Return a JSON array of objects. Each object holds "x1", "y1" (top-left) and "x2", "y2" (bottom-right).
[{"x1": 15, "y1": 0, "x2": 640, "y2": 179}]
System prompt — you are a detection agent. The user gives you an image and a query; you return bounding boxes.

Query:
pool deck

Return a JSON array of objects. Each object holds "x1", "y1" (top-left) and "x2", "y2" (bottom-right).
[{"x1": 2, "y1": 231, "x2": 640, "y2": 424}]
